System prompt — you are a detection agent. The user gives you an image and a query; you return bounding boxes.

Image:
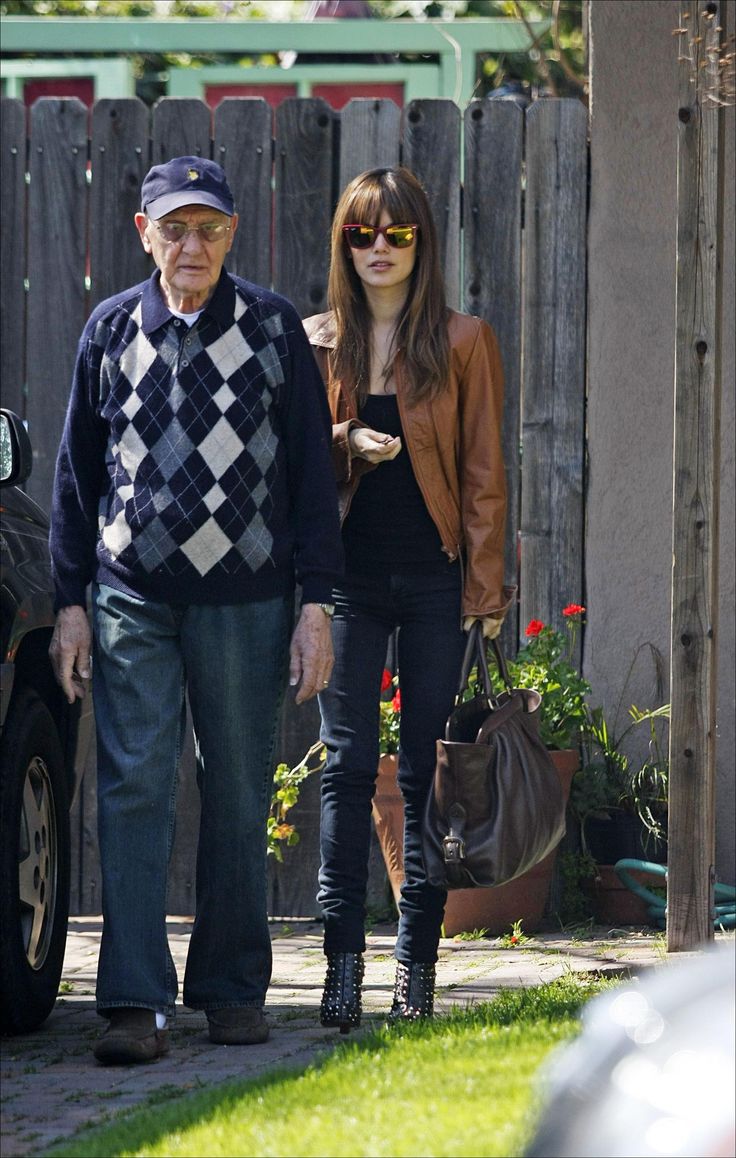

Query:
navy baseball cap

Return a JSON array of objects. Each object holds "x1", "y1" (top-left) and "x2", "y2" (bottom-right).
[{"x1": 141, "y1": 156, "x2": 235, "y2": 219}]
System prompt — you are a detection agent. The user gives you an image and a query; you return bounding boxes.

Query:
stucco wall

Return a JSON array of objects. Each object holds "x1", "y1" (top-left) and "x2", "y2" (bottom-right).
[{"x1": 586, "y1": 0, "x2": 735, "y2": 881}]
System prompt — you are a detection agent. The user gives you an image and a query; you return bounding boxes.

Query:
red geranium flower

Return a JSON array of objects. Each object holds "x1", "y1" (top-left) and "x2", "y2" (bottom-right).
[
  {"x1": 381, "y1": 668, "x2": 393, "y2": 692},
  {"x1": 525, "y1": 619, "x2": 545, "y2": 637},
  {"x1": 391, "y1": 690, "x2": 401, "y2": 712},
  {"x1": 562, "y1": 604, "x2": 586, "y2": 617}
]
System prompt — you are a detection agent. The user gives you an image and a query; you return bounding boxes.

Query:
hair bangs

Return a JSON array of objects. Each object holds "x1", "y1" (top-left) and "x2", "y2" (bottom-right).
[{"x1": 340, "y1": 171, "x2": 417, "y2": 228}]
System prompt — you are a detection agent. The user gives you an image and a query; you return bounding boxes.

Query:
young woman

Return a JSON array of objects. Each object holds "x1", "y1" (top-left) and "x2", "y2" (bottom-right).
[{"x1": 303, "y1": 167, "x2": 511, "y2": 1032}]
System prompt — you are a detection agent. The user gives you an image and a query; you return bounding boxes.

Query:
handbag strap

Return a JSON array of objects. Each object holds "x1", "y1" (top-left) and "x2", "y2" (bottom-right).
[
  {"x1": 456, "y1": 622, "x2": 513, "y2": 701},
  {"x1": 491, "y1": 638, "x2": 513, "y2": 690}
]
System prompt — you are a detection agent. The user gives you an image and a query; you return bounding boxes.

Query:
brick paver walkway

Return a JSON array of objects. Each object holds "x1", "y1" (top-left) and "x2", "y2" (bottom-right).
[{"x1": 1, "y1": 918, "x2": 668, "y2": 1156}]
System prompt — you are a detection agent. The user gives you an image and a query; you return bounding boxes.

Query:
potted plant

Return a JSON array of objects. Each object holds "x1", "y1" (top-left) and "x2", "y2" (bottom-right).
[
  {"x1": 573, "y1": 650, "x2": 669, "y2": 860},
  {"x1": 371, "y1": 606, "x2": 591, "y2": 936},
  {"x1": 267, "y1": 740, "x2": 326, "y2": 862},
  {"x1": 569, "y1": 643, "x2": 670, "y2": 926},
  {"x1": 487, "y1": 605, "x2": 590, "y2": 752}
]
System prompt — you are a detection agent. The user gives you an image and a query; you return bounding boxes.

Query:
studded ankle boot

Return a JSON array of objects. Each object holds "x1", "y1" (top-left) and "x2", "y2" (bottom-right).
[
  {"x1": 320, "y1": 952, "x2": 365, "y2": 1034},
  {"x1": 389, "y1": 961, "x2": 436, "y2": 1020}
]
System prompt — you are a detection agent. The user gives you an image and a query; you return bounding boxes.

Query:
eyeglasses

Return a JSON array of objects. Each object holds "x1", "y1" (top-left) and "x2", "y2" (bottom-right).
[
  {"x1": 153, "y1": 220, "x2": 231, "y2": 244},
  {"x1": 342, "y1": 223, "x2": 418, "y2": 250}
]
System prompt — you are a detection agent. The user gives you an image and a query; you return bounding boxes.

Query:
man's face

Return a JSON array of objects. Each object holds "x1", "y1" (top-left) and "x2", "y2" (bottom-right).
[{"x1": 134, "y1": 204, "x2": 238, "y2": 310}]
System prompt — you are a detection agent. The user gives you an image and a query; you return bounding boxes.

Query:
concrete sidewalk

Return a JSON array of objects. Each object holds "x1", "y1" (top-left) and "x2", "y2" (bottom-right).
[{"x1": 1, "y1": 917, "x2": 667, "y2": 1157}]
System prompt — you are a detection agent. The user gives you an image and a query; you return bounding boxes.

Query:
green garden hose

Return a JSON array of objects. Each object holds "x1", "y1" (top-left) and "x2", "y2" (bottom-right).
[{"x1": 614, "y1": 859, "x2": 736, "y2": 930}]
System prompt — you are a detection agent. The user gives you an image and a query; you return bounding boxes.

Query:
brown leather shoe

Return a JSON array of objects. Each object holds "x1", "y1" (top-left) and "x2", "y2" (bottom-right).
[
  {"x1": 206, "y1": 1006, "x2": 270, "y2": 1045},
  {"x1": 93, "y1": 1008, "x2": 169, "y2": 1065}
]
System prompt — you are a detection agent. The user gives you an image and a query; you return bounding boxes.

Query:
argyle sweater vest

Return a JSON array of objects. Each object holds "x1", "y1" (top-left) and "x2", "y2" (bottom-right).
[{"x1": 50, "y1": 271, "x2": 343, "y2": 610}]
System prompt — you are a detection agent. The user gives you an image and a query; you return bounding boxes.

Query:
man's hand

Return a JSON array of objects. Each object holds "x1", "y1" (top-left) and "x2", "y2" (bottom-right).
[
  {"x1": 49, "y1": 605, "x2": 92, "y2": 704},
  {"x1": 348, "y1": 426, "x2": 402, "y2": 464},
  {"x1": 289, "y1": 603, "x2": 334, "y2": 704}
]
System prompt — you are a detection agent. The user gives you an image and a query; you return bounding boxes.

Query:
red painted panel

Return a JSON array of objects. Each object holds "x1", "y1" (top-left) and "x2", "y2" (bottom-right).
[
  {"x1": 204, "y1": 81, "x2": 404, "y2": 111},
  {"x1": 24, "y1": 78, "x2": 95, "y2": 107},
  {"x1": 312, "y1": 82, "x2": 404, "y2": 109},
  {"x1": 205, "y1": 83, "x2": 297, "y2": 110}
]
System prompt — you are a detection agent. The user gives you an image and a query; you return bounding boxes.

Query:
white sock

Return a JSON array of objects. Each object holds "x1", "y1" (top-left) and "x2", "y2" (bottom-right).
[{"x1": 155, "y1": 1012, "x2": 168, "y2": 1030}]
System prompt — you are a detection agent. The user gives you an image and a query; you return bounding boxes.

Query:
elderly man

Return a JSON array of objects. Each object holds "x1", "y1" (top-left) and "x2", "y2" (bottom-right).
[{"x1": 49, "y1": 156, "x2": 342, "y2": 1064}]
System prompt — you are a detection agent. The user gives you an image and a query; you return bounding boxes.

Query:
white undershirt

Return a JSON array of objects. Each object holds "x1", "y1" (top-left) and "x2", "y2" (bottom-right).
[{"x1": 170, "y1": 307, "x2": 203, "y2": 326}]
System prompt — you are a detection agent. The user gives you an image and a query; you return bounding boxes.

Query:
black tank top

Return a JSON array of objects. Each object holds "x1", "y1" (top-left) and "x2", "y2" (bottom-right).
[{"x1": 342, "y1": 394, "x2": 450, "y2": 574}]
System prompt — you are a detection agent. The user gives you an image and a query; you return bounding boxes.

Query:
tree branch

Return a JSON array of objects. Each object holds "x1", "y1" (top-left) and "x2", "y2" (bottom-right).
[{"x1": 512, "y1": 0, "x2": 558, "y2": 96}]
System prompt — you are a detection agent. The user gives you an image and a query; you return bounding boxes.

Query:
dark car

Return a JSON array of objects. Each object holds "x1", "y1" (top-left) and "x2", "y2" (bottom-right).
[{"x1": 0, "y1": 409, "x2": 92, "y2": 1034}]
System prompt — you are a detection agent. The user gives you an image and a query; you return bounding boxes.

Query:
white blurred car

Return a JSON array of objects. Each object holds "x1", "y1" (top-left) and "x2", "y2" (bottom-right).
[{"x1": 526, "y1": 942, "x2": 735, "y2": 1158}]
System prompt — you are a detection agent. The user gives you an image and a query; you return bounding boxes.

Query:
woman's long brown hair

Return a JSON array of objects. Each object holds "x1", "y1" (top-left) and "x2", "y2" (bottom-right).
[{"x1": 327, "y1": 167, "x2": 450, "y2": 406}]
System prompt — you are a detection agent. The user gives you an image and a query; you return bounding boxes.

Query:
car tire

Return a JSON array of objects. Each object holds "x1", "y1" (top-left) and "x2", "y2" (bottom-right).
[{"x1": 0, "y1": 687, "x2": 71, "y2": 1034}]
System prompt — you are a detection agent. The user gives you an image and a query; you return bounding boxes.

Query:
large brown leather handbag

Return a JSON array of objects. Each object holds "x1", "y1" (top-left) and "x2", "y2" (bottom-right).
[{"x1": 422, "y1": 623, "x2": 566, "y2": 890}]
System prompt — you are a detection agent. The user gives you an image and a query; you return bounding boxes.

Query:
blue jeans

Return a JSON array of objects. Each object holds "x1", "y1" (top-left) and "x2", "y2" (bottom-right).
[
  {"x1": 91, "y1": 583, "x2": 292, "y2": 1016},
  {"x1": 317, "y1": 567, "x2": 466, "y2": 964}
]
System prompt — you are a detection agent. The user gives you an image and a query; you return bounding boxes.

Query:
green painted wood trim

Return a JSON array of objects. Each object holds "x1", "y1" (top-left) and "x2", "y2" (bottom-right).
[
  {"x1": 0, "y1": 17, "x2": 545, "y2": 55},
  {"x1": 168, "y1": 63, "x2": 441, "y2": 101},
  {"x1": 0, "y1": 57, "x2": 134, "y2": 98}
]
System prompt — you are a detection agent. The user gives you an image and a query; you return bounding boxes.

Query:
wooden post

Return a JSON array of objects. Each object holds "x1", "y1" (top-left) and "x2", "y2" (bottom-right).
[{"x1": 667, "y1": 0, "x2": 726, "y2": 950}]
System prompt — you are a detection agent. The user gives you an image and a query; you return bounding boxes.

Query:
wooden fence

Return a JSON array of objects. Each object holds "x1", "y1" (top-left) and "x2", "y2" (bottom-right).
[{"x1": 0, "y1": 95, "x2": 587, "y2": 916}]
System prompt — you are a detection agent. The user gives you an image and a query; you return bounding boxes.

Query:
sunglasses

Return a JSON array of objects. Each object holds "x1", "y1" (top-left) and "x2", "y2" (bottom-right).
[
  {"x1": 153, "y1": 221, "x2": 231, "y2": 244},
  {"x1": 342, "y1": 223, "x2": 418, "y2": 250}
]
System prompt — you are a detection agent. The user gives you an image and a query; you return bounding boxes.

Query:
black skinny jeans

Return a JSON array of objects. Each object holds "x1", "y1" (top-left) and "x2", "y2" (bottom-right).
[{"x1": 317, "y1": 566, "x2": 467, "y2": 964}]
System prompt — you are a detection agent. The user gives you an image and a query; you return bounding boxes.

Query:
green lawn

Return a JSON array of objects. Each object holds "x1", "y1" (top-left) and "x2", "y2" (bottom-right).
[{"x1": 46, "y1": 974, "x2": 616, "y2": 1158}]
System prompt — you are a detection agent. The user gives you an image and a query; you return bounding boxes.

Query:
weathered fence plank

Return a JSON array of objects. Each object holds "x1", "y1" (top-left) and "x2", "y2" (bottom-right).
[
  {"x1": 151, "y1": 97, "x2": 211, "y2": 163},
  {"x1": 275, "y1": 98, "x2": 335, "y2": 315},
  {"x1": 402, "y1": 99, "x2": 461, "y2": 309},
  {"x1": 0, "y1": 99, "x2": 27, "y2": 419},
  {"x1": 90, "y1": 99, "x2": 150, "y2": 309},
  {"x1": 339, "y1": 97, "x2": 401, "y2": 190},
  {"x1": 26, "y1": 98, "x2": 89, "y2": 510},
  {"x1": 214, "y1": 98, "x2": 273, "y2": 288},
  {"x1": 463, "y1": 98, "x2": 524, "y2": 645},
  {"x1": 269, "y1": 99, "x2": 337, "y2": 912},
  {"x1": 520, "y1": 98, "x2": 587, "y2": 644}
]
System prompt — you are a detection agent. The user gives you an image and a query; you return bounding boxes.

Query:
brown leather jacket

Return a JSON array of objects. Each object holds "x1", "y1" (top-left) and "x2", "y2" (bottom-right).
[{"x1": 303, "y1": 309, "x2": 509, "y2": 618}]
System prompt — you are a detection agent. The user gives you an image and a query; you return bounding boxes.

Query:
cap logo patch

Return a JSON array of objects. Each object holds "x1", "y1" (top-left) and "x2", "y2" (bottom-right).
[{"x1": 187, "y1": 168, "x2": 199, "y2": 181}]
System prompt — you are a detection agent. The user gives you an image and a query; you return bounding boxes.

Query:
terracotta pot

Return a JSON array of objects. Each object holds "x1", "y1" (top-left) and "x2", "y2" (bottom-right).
[
  {"x1": 586, "y1": 863, "x2": 662, "y2": 927},
  {"x1": 370, "y1": 748, "x2": 579, "y2": 937},
  {"x1": 371, "y1": 754, "x2": 404, "y2": 906}
]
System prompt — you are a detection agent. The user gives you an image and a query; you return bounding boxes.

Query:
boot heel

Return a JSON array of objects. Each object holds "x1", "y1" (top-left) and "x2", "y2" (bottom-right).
[{"x1": 320, "y1": 952, "x2": 364, "y2": 1033}]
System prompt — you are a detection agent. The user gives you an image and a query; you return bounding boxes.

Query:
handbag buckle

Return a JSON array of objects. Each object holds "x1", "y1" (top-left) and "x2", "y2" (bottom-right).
[
  {"x1": 443, "y1": 834, "x2": 466, "y2": 863},
  {"x1": 443, "y1": 803, "x2": 467, "y2": 863}
]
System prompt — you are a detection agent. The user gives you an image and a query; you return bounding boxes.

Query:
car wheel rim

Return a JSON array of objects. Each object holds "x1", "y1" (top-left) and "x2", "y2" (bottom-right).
[{"x1": 18, "y1": 756, "x2": 58, "y2": 970}]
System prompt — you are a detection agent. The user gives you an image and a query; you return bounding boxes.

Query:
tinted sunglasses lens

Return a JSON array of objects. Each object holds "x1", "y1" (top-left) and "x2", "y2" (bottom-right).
[
  {"x1": 386, "y1": 226, "x2": 415, "y2": 248},
  {"x1": 343, "y1": 225, "x2": 417, "y2": 249},
  {"x1": 344, "y1": 226, "x2": 374, "y2": 249}
]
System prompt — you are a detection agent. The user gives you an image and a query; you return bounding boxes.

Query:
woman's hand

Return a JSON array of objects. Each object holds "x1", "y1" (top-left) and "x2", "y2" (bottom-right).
[
  {"x1": 348, "y1": 426, "x2": 402, "y2": 463},
  {"x1": 463, "y1": 615, "x2": 505, "y2": 641}
]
